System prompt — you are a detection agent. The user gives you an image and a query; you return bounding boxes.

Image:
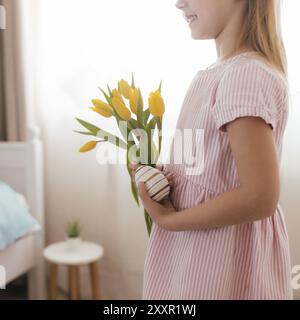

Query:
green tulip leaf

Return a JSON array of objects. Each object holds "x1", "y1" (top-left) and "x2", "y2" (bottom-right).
[
  {"x1": 131, "y1": 72, "x2": 135, "y2": 88},
  {"x1": 144, "y1": 118, "x2": 158, "y2": 165},
  {"x1": 156, "y1": 116, "x2": 163, "y2": 155},
  {"x1": 143, "y1": 108, "x2": 150, "y2": 126},
  {"x1": 98, "y1": 87, "x2": 113, "y2": 106},
  {"x1": 75, "y1": 118, "x2": 127, "y2": 150},
  {"x1": 130, "y1": 118, "x2": 146, "y2": 130},
  {"x1": 144, "y1": 208, "x2": 152, "y2": 236},
  {"x1": 76, "y1": 118, "x2": 100, "y2": 135},
  {"x1": 73, "y1": 130, "x2": 95, "y2": 136},
  {"x1": 146, "y1": 117, "x2": 157, "y2": 141},
  {"x1": 107, "y1": 84, "x2": 112, "y2": 97},
  {"x1": 137, "y1": 88, "x2": 144, "y2": 125},
  {"x1": 126, "y1": 143, "x2": 140, "y2": 207},
  {"x1": 158, "y1": 80, "x2": 162, "y2": 93}
]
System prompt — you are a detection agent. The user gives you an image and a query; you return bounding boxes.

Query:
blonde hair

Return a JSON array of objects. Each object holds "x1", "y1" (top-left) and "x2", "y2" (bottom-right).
[{"x1": 231, "y1": 0, "x2": 287, "y2": 78}]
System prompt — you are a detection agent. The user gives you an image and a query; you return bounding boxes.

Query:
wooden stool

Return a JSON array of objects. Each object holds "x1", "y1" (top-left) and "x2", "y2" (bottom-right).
[{"x1": 43, "y1": 241, "x2": 104, "y2": 300}]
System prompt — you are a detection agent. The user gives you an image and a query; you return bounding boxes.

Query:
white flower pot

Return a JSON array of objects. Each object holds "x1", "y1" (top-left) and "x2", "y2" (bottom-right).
[{"x1": 66, "y1": 236, "x2": 82, "y2": 250}]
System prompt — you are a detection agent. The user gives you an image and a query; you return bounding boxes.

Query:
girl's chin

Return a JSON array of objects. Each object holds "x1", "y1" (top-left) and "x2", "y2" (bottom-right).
[
  {"x1": 190, "y1": 30, "x2": 204, "y2": 40},
  {"x1": 190, "y1": 28, "x2": 213, "y2": 40}
]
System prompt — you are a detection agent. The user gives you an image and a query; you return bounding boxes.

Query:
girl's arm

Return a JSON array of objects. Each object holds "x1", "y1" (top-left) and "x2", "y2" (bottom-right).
[{"x1": 162, "y1": 115, "x2": 280, "y2": 232}]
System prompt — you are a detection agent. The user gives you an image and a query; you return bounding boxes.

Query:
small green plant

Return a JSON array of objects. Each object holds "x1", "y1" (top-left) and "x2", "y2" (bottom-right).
[{"x1": 65, "y1": 220, "x2": 82, "y2": 238}]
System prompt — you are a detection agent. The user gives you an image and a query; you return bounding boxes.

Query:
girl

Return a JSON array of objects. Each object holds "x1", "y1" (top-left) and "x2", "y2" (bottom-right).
[{"x1": 130, "y1": 0, "x2": 293, "y2": 299}]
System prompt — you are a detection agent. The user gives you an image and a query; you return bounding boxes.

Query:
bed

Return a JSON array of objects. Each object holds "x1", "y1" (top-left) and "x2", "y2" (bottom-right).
[{"x1": 0, "y1": 126, "x2": 46, "y2": 299}]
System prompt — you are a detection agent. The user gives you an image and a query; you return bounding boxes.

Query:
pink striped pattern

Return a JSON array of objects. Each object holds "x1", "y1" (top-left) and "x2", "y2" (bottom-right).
[{"x1": 142, "y1": 52, "x2": 293, "y2": 300}]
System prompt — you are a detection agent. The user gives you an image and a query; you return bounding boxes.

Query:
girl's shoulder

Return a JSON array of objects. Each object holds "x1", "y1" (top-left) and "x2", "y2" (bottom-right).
[
  {"x1": 218, "y1": 52, "x2": 288, "y2": 96},
  {"x1": 211, "y1": 52, "x2": 289, "y2": 133}
]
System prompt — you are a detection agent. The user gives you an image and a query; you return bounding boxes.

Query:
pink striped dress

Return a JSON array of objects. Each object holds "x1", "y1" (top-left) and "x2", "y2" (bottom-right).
[{"x1": 142, "y1": 52, "x2": 293, "y2": 300}]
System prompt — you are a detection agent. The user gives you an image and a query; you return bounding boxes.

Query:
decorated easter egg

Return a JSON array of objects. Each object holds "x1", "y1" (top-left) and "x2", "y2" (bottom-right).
[{"x1": 135, "y1": 165, "x2": 170, "y2": 202}]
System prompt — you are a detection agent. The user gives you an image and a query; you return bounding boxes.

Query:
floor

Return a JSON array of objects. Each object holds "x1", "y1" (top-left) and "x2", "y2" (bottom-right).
[
  {"x1": 1, "y1": 275, "x2": 299, "y2": 300},
  {"x1": 0, "y1": 275, "x2": 28, "y2": 300},
  {"x1": 0, "y1": 274, "x2": 68, "y2": 300}
]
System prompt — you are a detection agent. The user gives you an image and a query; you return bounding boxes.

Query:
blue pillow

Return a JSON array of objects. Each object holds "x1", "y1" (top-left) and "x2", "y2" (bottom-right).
[{"x1": 0, "y1": 181, "x2": 40, "y2": 250}]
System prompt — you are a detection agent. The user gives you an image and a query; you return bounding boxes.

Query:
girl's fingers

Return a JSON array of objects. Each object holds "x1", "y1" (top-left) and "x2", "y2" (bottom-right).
[
  {"x1": 129, "y1": 162, "x2": 139, "y2": 170},
  {"x1": 165, "y1": 172, "x2": 174, "y2": 180},
  {"x1": 168, "y1": 179, "x2": 175, "y2": 188},
  {"x1": 165, "y1": 173, "x2": 175, "y2": 187},
  {"x1": 130, "y1": 162, "x2": 139, "y2": 182},
  {"x1": 155, "y1": 163, "x2": 164, "y2": 172}
]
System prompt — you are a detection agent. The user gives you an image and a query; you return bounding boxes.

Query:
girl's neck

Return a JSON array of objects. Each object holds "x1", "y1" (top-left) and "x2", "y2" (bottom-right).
[{"x1": 217, "y1": 46, "x2": 254, "y2": 63}]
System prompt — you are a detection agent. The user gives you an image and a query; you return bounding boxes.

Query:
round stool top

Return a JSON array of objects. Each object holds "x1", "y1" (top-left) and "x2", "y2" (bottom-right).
[{"x1": 43, "y1": 241, "x2": 104, "y2": 266}]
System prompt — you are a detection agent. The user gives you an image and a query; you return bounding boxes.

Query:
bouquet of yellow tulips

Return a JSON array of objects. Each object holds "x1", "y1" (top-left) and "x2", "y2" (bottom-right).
[{"x1": 74, "y1": 73, "x2": 165, "y2": 236}]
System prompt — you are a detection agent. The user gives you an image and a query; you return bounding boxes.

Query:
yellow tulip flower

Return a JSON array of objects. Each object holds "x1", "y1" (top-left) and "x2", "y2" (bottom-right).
[
  {"x1": 148, "y1": 90, "x2": 165, "y2": 117},
  {"x1": 91, "y1": 99, "x2": 114, "y2": 117},
  {"x1": 112, "y1": 88, "x2": 125, "y2": 104},
  {"x1": 119, "y1": 79, "x2": 133, "y2": 100},
  {"x1": 89, "y1": 107, "x2": 112, "y2": 118},
  {"x1": 79, "y1": 141, "x2": 98, "y2": 153},
  {"x1": 129, "y1": 87, "x2": 139, "y2": 114},
  {"x1": 111, "y1": 97, "x2": 131, "y2": 121}
]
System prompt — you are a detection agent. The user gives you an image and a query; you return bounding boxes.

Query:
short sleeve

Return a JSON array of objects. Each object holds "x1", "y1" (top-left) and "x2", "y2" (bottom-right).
[{"x1": 212, "y1": 60, "x2": 287, "y2": 132}]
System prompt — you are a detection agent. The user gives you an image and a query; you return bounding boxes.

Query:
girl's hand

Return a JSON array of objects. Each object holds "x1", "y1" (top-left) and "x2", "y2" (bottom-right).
[{"x1": 129, "y1": 162, "x2": 177, "y2": 229}]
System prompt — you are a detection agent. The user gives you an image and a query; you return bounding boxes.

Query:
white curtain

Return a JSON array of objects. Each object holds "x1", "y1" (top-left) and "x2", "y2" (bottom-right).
[{"x1": 22, "y1": 0, "x2": 300, "y2": 298}]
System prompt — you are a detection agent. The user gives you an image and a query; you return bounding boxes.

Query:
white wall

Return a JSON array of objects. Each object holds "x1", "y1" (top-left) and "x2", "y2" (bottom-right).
[
  {"x1": 30, "y1": 0, "x2": 216, "y2": 299},
  {"x1": 21, "y1": 0, "x2": 300, "y2": 298}
]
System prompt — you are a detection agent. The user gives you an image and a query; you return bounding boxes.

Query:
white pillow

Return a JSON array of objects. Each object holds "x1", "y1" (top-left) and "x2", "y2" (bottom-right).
[
  {"x1": 15, "y1": 193, "x2": 41, "y2": 234},
  {"x1": 0, "y1": 181, "x2": 41, "y2": 250}
]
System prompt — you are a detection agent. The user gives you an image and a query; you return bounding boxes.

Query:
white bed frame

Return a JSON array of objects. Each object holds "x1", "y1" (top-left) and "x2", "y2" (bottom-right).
[{"x1": 0, "y1": 127, "x2": 46, "y2": 299}]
